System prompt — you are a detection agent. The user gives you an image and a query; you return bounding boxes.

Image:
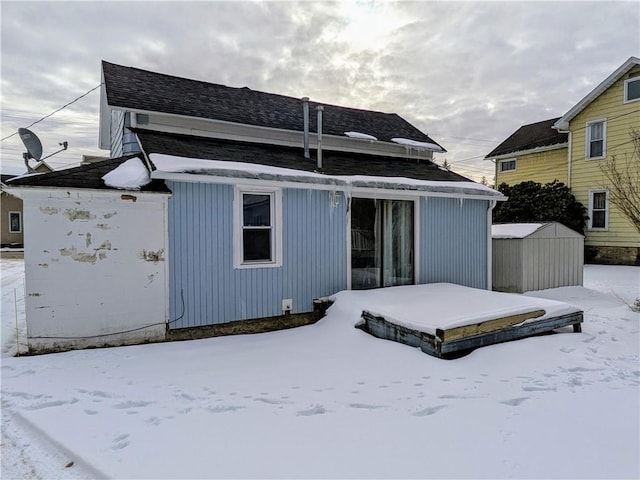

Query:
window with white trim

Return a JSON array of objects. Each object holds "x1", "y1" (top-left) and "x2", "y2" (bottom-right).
[
  {"x1": 499, "y1": 159, "x2": 516, "y2": 172},
  {"x1": 9, "y1": 211, "x2": 21, "y2": 233},
  {"x1": 624, "y1": 76, "x2": 640, "y2": 103},
  {"x1": 235, "y1": 187, "x2": 282, "y2": 268},
  {"x1": 586, "y1": 120, "x2": 606, "y2": 159},
  {"x1": 589, "y1": 190, "x2": 608, "y2": 230}
]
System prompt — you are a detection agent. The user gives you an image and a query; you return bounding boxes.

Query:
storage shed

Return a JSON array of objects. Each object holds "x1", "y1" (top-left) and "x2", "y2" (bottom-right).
[{"x1": 492, "y1": 223, "x2": 584, "y2": 293}]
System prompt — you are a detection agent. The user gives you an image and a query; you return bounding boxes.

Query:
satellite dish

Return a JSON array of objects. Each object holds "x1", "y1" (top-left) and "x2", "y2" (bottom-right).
[{"x1": 18, "y1": 128, "x2": 43, "y2": 161}]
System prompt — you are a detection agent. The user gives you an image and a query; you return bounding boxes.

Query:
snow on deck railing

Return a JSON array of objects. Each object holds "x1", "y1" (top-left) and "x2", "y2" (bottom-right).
[{"x1": 149, "y1": 154, "x2": 504, "y2": 199}]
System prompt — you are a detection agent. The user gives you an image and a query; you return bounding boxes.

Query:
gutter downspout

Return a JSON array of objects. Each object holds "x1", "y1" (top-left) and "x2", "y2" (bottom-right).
[
  {"x1": 316, "y1": 105, "x2": 324, "y2": 170},
  {"x1": 566, "y1": 130, "x2": 573, "y2": 188},
  {"x1": 487, "y1": 199, "x2": 497, "y2": 290},
  {"x1": 302, "y1": 97, "x2": 310, "y2": 160}
]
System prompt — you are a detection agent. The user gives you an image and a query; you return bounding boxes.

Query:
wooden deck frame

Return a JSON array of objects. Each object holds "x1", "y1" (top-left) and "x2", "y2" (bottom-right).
[{"x1": 359, "y1": 310, "x2": 584, "y2": 359}]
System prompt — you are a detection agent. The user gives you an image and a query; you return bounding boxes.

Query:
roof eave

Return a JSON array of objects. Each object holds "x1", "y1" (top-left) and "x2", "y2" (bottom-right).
[
  {"x1": 554, "y1": 56, "x2": 640, "y2": 128},
  {"x1": 485, "y1": 141, "x2": 568, "y2": 160}
]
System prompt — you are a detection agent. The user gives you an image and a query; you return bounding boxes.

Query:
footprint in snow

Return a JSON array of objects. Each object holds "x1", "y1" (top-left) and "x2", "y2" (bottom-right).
[
  {"x1": 349, "y1": 403, "x2": 388, "y2": 410},
  {"x1": 254, "y1": 397, "x2": 289, "y2": 405},
  {"x1": 500, "y1": 397, "x2": 529, "y2": 406},
  {"x1": 206, "y1": 405, "x2": 245, "y2": 413},
  {"x1": 25, "y1": 398, "x2": 79, "y2": 410},
  {"x1": 413, "y1": 405, "x2": 448, "y2": 416},
  {"x1": 145, "y1": 416, "x2": 162, "y2": 425},
  {"x1": 297, "y1": 405, "x2": 328, "y2": 416},
  {"x1": 111, "y1": 434, "x2": 130, "y2": 450},
  {"x1": 113, "y1": 400, "x2": 154, "y2": 409},
  {"x1": 84, "y1": 410, "x2": 99, "y2": 415}
]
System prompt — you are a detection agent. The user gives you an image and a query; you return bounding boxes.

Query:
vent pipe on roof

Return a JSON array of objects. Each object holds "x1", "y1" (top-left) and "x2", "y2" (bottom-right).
[
  {"x1": 316, "y1": 105, "x2": 324, "y2": 170},
  {"x1": 302, "y1": 97, "x2": 310, "y2": 159}
]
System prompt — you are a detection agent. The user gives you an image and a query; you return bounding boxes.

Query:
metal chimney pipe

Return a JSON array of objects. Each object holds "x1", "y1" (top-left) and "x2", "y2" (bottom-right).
[
  {"x1": 316, "y1": 105, "x2": 324, "y2": 170},
  {"x1": 302, "y1": 97, "x2": 310, "y2": 159}
]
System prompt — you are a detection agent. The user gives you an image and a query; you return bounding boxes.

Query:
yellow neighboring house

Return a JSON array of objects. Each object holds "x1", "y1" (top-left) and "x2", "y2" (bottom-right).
[
  {"x1": 488, "y1": 117, "x2": 569, "y2": 185},
  {"x1": 487, "y1": 56, "x2": 640, "y2": 265}
]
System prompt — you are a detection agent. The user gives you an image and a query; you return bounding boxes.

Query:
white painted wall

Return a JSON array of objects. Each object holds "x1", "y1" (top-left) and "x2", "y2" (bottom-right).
[{"x1": 19, "y1": 188, "x2": 170, "y2": 353}]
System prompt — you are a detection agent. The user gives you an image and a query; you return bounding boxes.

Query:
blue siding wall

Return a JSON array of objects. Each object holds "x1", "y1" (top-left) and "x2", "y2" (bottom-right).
[
  {"x1": 167, "y1": 182, "x2": 347, "y2": 329},
  {"x1": 419, "y1": 197, "x2": 488, "y2": 289}
]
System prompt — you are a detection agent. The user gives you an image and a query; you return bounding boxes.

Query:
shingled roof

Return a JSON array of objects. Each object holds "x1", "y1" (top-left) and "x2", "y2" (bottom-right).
[
  {"x1": 136, "y1": 130, "x2": 469, "y2": 182},
  {"x1": 5, "y1": 155, "x2": 170, "y2": 192},
  {"x1": 485, "y1": 117, "x2": 568, "y2": 158},
  {"x1": 102, "y1": 61, "x2": 445, "y2": 151}
]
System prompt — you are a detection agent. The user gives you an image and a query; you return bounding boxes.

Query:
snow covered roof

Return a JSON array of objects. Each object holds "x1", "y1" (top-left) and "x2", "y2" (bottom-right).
[
  {"x1": 492, "y1": 223, "x2": 583, "y2": 239},
  {"x1": 4, "y1": 155, "x2": 170, "y2": 193},
  {"x1": 101, "y1": 61, "x2": 446, "y2": 152},
  {"x1": 150, "y1": 153, "x2": 504, "y2": 199},
  {"x1": 135, "y1": 131, "x2": 467, "y2": 183}
]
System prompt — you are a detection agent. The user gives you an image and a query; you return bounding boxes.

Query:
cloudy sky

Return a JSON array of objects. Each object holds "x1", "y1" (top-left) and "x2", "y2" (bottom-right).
[{"x1": 1, "y1": 1, "x2": 638, "y2": 181}]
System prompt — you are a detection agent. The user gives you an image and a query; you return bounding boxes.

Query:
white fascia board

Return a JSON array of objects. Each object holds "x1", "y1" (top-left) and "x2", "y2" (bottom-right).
[
  {"x1": 4, "y1": 185, "x2": 171, "y2": 200},
  {"x1": 487, "y1": 142, "x2": 568, "y2": 160},
  {"x1": 554, "y1": 57, "x2": 640, "y2": 130},
  {"x1": 125, "y1": 107, "x2": 438, "y2": 159},
  {"x1": 152, "y1": 171, "x2": 505, "y2": 202}
]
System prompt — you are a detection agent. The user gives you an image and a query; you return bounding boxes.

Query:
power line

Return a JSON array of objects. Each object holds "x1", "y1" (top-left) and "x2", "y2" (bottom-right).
[{"x1": 1, "y1": 83, "x2": 102, "y2": 142}]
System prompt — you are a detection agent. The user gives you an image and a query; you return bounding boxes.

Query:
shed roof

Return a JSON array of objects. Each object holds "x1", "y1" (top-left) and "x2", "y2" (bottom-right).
[
  {"x1": 485, "y1": 118, "x2": 568, "y2": 158},
  {"x1": 4, "y1": 155, "x2": 170, "y2": 192},
  {"x1": 492, "y1": 222, "x2": 583, "y2": 239},
  {"x1": 136, "y1": 130, "x2": 469, "y2": 182},
  {"x1": 102, "y1": 61, "x2": 445, "y2": 151}
]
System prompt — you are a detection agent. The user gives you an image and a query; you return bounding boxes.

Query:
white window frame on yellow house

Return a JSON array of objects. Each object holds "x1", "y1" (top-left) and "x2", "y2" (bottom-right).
[
  {"x1": 623, "y1": 76, "x2": 640, "y2": 103},
  {"x1": 588, "y1": 189, "x2": 609, "y2": 231},
  {"x1": 499, "y1": 158, "x2": 516, "y2": 172},
  {"x1": 585, "y1": 119, "x2": 607, "y2": 160}
]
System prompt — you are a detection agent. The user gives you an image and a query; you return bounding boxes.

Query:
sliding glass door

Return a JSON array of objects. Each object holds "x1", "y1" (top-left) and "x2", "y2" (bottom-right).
[{"x1": 351, "y1": 198, "x2": 414, "y2": 290}]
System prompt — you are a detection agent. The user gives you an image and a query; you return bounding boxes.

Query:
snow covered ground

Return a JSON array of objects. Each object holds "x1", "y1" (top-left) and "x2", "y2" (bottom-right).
[{"x1": 1, "y1": 259, "x2": 638, "y2": 479}]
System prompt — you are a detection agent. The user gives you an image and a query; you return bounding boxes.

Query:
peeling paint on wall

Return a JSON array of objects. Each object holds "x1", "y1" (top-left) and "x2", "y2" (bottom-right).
[
  {"x1": 40, "y1": 206, "x2": 60, "y2": 215},
  {"x1": 96, "y1": 240, "x2": 112, "y2": 251},
  {"x1": 38, "y1": 263, "x2": 49, "y2": 268},
  {"x1": 86, "y1": 233, "x2": 92, "y2": 248},
  {"x1": 96, "y1": 223, "x2": 110, "y2": 230},
  {"x1": 140, "y1": 249, "x2": 164, "y2": 263},
  {"x1": 67, "y1": 231, "x2": 73, "y2": 236},
  {"x1": 72, "y1": 252, "x2": 97, "y2": 264},
  {"x1": 59, "y1": 246, "x2": 77, "y2": 257},
  {"x1": 64, "y1": 209, "x2": 95, "y2": 221},
  {"x1": 121, "y1": 194, "x2": 137, "y2": 202},
  {"x1": 103, "y1": 212, "x2": 117, "y2": 219}
]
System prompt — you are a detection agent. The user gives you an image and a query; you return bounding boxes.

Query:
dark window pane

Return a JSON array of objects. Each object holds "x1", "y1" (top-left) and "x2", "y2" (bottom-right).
[
  {"x1": 243, "y1": 194, "x2": 271, "y2": 226},
  {"x1": 590, "y1": 140, "x2": 603, "y2": 158},
  {"x1": 593, "y1": 192, "x2": 606, "y2": 209},
  {"x1": 350, "y1": 198, "x2": 381, "y2": 289},
  {"x1": 592, "y1": 211, "x2": 606, "y2": 229},
  {"x1": 9, "y1": 213, "x2": 20, "y2": 232},
  {"x1": 243, "y1": 229, "x2": 271, "y2": 261},
  {"x1": 627, "y1": 79, "x2": 640, "y2": 101}
]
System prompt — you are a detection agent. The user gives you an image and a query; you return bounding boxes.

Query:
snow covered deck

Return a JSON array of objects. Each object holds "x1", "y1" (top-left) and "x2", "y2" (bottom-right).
[{"x1": 357, "y1": 283, "x2": 583, "y2": 358}]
